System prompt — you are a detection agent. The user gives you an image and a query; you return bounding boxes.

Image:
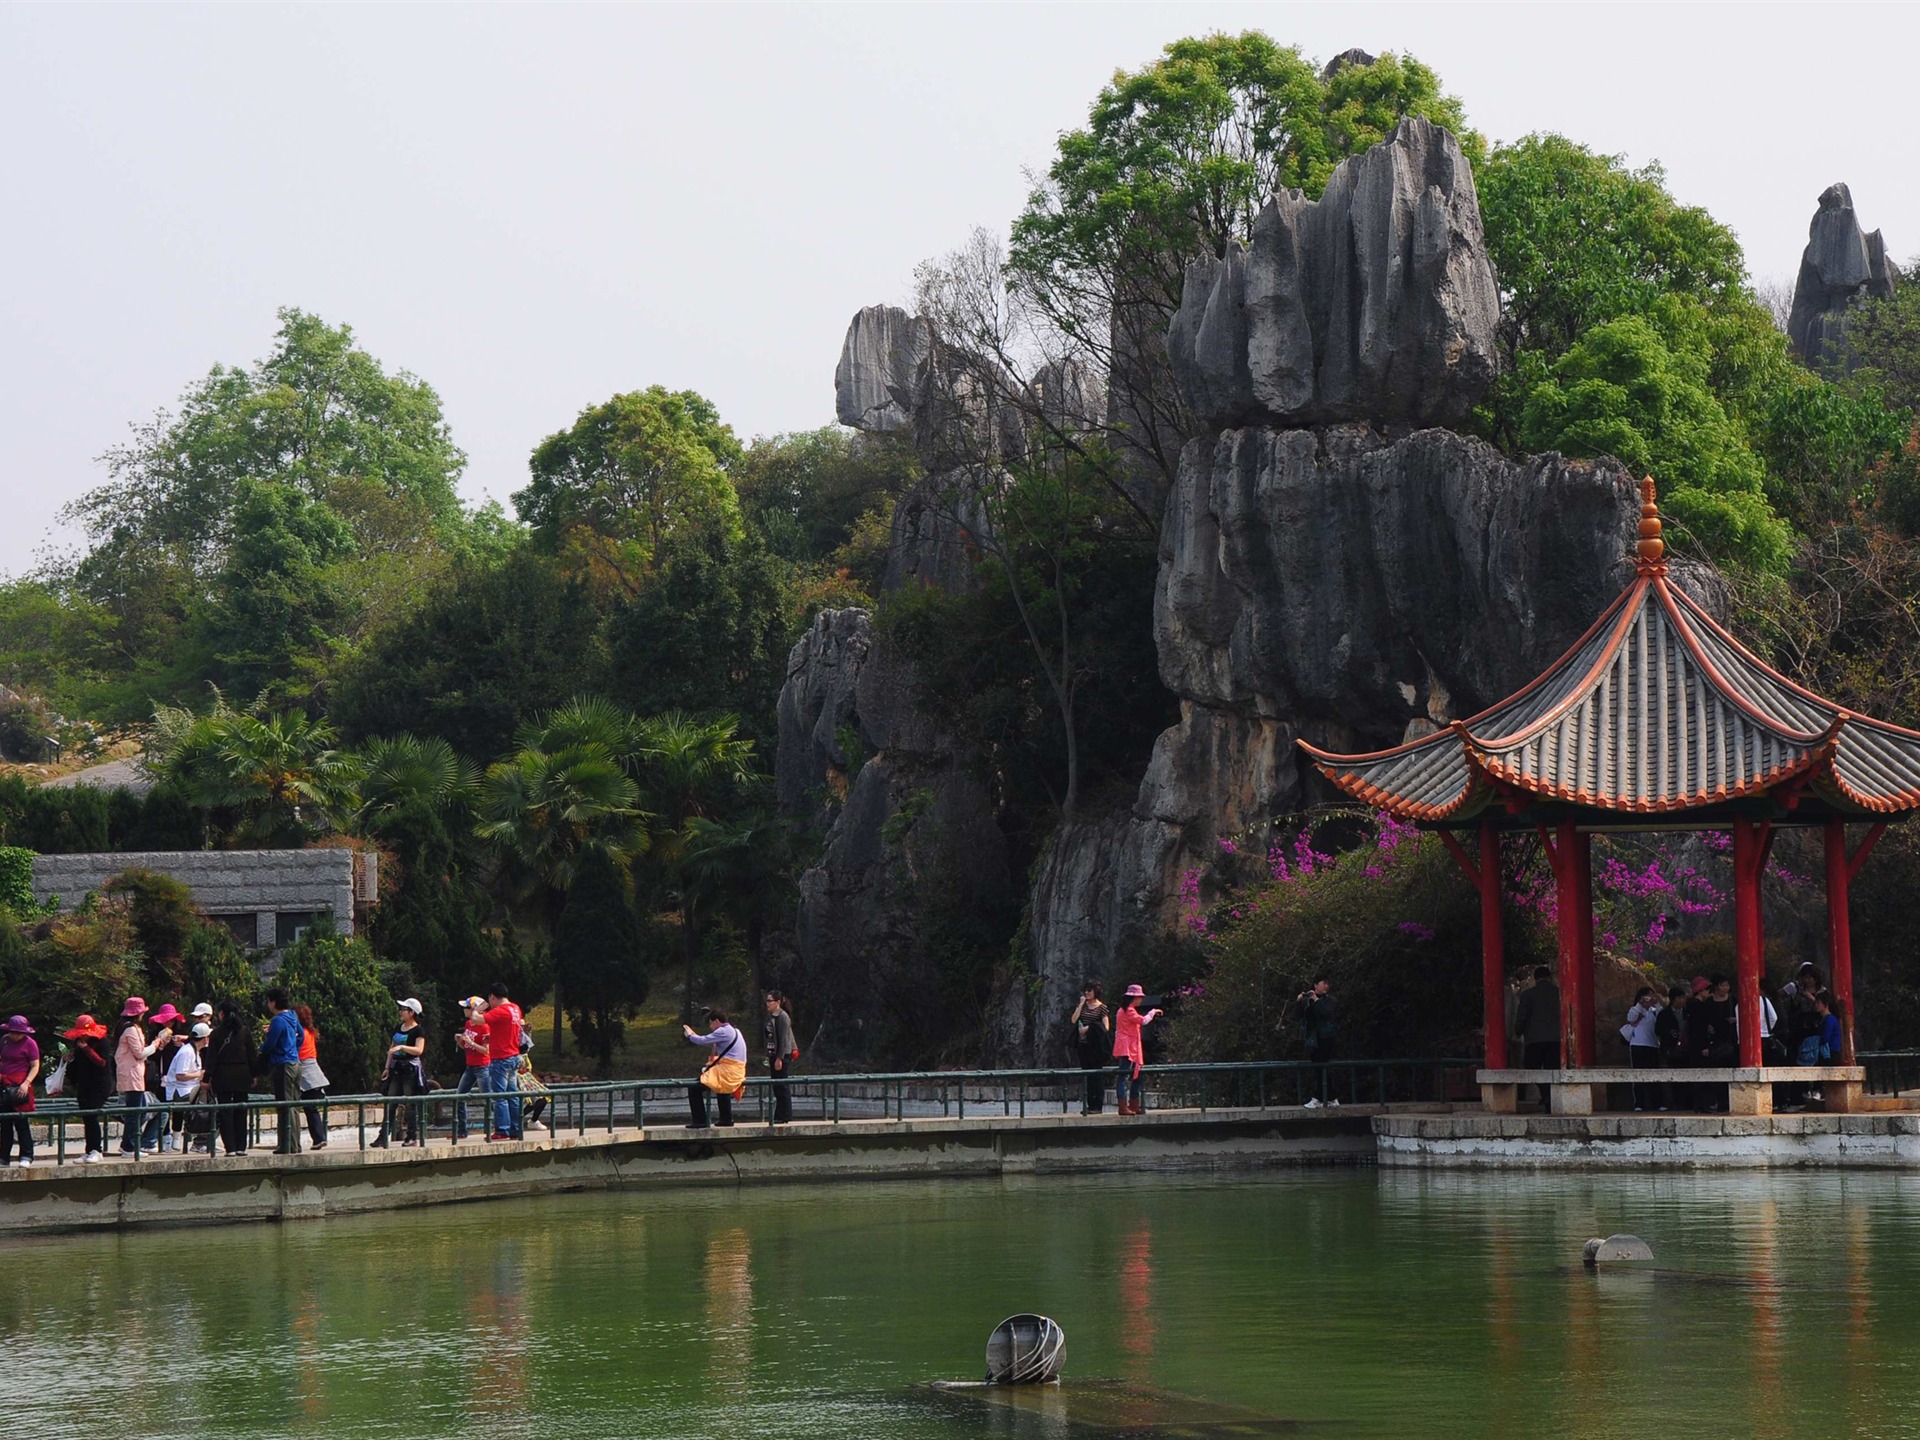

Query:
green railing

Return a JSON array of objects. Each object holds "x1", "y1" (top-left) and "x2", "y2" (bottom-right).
[{"x1": 1, "y1": 1058, "x2": 1475, "y2": 1169}]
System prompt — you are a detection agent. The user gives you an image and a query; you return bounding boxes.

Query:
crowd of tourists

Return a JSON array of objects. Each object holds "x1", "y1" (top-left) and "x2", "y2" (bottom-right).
[
  {"x1": 1508, "y1": 961, "x2": 1846, "y2": 1113},
  {"x1": 0, "y1": 983, "x2": 542, "y2": 1167}
]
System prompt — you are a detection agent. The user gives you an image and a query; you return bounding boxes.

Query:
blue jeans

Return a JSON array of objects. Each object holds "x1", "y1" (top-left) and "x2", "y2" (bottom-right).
[
  {"x1": 488, "y1": 1058, "x2": 522, "y2": 1137},
  {"x1": 1115, "y1": 1061, "x2": 1144, "y2": 1111},
  {"x1": 453, "y1": 1066, "x2": 486, "y2": 1137},
  {"x1": 119, "y1": 1091, "x2": 149, "y2": 1153}
]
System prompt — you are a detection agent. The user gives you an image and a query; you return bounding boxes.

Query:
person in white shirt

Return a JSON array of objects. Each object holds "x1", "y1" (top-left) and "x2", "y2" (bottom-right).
[
  {"x1": 1624, "y1": 988, "x2": 1664, "y2": 1111},
  {"x1": 165, "y1": 1024, "x2": 208, "y2": 1154}
]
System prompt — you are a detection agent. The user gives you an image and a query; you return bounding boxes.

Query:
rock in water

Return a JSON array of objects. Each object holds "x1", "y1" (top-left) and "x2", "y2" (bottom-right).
[
  {"x1": 1584, "y1": 1234, "x2": 1655, "y2": 1266},
  {"x1": 1788, "y1": 183, "x2": 1898, "y2": 372},
  {"x1": 1165, "y1": 118, "x2": 1500, "y2": 430}
]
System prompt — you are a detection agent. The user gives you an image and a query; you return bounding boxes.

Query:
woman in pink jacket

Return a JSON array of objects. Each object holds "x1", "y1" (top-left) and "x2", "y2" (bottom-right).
[
  {"x1": 114, "y1": 997, "x2": 170, "y2": 1156},
  {"x1": 1111, "y1": 985, "x2": 1162, "y2": 1117}
]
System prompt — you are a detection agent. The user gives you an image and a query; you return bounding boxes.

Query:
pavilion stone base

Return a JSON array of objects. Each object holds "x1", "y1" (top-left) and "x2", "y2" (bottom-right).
[
  {"x1": 1377, "y1": 1109, "x2": 1920, "y2": 1169},
  {"x1": 1477, "y1": 1067, "x2": 1865, "y2": 1118}
]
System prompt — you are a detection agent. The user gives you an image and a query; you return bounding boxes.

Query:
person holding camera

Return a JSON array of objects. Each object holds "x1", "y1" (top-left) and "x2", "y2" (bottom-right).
[
  {"x1": 1070, "y1": 983, "x2": 1111, "y2": 1114},
  {"x1": 1294, "y1": 977, "x2": 1337, "y2": 1106}
]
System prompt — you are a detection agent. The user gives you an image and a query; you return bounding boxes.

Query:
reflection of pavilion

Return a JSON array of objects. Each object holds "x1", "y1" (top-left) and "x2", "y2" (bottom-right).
[{"x1": 1305, "y1": 480, "x2": 1920, "y2": 1116}]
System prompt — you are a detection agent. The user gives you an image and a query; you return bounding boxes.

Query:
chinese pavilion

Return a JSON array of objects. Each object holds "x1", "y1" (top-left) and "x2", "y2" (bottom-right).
[{"x1": 1301, "y1": 479, "x2": 1920, "y2": 1080}]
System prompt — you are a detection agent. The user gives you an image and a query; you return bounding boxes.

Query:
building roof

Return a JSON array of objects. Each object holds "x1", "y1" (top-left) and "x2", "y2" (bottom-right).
[{"x1": 1301, "y1": 480, "x2": 1920, "y2": 828}]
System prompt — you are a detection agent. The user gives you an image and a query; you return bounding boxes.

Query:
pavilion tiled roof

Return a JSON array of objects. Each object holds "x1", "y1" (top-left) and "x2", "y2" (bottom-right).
[{"x1": 1300, "y1": 480, "x2": 1920, "y2": 823}]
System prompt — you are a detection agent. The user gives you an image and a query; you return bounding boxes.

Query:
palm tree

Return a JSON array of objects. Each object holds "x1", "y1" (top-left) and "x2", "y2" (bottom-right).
[
  {"x1": 477, "y1": 724, "x2": 649, "y2": 1054},
  {"x1": 681, "y1": 809, "x2": 802, "y2": 1006},
  {"x1": 631, "y1": 712, "x2": 758, "y2": 1019},
  {"x1": 151, "y1": 700, "x2": 357, "y2": 846},
  {"x1": 352, "y1": 734, "x2": 478, "y2": 835}
]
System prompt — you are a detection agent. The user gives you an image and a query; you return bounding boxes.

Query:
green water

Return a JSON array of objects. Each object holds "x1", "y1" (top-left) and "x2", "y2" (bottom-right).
[{"x1": 6, "y1": 1170, "x2": 1920, "y2": 1438}]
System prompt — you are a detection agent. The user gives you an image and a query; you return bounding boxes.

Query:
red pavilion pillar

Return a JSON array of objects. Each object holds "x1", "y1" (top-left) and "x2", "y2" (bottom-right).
[
  {"x1": 1551, "y1": 822, "x2": 1596, "y2": 1067},
  {"x1": 1479, "y1": 819, "x2": 1507, "y2": 1069},
  {"x1": 1732, "y1": 820, "x2": 1766, "y2": 1067},
  {"x1": 1825, "y1": 821, "x2": 1857, "y2": 1066}
]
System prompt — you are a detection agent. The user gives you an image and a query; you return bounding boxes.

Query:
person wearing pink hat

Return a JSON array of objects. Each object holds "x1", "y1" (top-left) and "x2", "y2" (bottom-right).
[
  {"x1": 0, "y1": 1016, "x2": 41, "y2": 1167},
  {"x1": 1111, "y1": 985, "x2": 1163, "y2": 1117},
  {"x1": 114, "y1": 997, "x2": 171, "y2": 1155}
]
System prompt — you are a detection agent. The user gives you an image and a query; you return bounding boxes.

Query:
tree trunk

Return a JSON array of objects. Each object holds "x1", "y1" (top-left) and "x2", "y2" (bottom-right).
[
  {"x1": 748, "y1": 912, "x2": 765, "y2": 1008},
  {"x1": 552, "y1": 983, "x2": 564, "y2": 1058}
]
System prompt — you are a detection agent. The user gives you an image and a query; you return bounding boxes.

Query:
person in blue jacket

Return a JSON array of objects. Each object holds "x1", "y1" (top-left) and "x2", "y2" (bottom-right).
[{"x1": 253, "y1": 988, "x2": 305, "y2": 1155}]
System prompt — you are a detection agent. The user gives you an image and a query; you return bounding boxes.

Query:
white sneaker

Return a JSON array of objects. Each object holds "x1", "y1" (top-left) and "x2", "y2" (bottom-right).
[
  {"x1": 82, "y1": 1151, "x2": 103, "y2": 1164},
  {"x1": 1304, "y1": 1097, "x2": 1322, "y2": 1109},
  {"x1": 527, "y1": 1121, "x2": 547, "y2": 1132},
  {"x1": 13, "y1": 1157, "x2": 32, "y2": 1168},
  {"x1": 1329, "y1": 1099, "x2": 1340, "y2": 1108}
]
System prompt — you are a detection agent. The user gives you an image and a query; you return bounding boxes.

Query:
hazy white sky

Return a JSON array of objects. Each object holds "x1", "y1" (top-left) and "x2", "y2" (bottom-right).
[{"x1": 3, "y1": 2, "x2": 1915, "y2": 576}]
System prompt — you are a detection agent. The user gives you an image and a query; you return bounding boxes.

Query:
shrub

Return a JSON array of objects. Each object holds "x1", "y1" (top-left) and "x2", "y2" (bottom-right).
[{"x1": 0, "y1": 846, "x2": 34, "y2": 916}]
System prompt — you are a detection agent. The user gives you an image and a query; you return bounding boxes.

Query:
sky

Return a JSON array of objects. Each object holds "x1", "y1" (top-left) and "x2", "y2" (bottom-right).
[{"x1": 3, "y1": 1, "x2": 1917, "y2": 577}]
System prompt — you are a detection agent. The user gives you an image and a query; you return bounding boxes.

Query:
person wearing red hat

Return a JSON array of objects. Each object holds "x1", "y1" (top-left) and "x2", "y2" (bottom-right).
[
  {"x1": 0, "y1": 1016, "x2": 41, "y2": 1167},
  {"x1": 1111, "y1": 985, "x2": 1163, "y2": 1117},
  {"x1": 149, "y1": 1006, "x2": 187, "y2": 1153},
  {"x1": 62, "y1": 1016, "x2": 112, "y2": 1161}
]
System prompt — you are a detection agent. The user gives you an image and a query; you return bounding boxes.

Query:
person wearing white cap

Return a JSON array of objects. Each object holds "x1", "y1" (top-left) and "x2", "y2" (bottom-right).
[
  {"x1": 166, "y1": 1023, "x2": 211, "y2": 1154},
  {"x1": 374, "y1": 998, "x2": 427, "y2": 1148}
]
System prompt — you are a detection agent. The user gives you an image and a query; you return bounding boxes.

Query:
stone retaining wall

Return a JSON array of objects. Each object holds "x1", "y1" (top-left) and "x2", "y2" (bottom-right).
[
  {"x1": 1375, "y1": 1112, "x2": 1920, "y2": 1168},
  {"x1": 0, "y1": 1107, "x2": 1377, "y2": 1235}
]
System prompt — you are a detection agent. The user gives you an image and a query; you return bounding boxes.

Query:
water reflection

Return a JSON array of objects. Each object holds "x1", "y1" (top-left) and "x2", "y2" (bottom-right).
[{"x1": 6, "y1": 1171, "x2": 1920, "y2": 1440}]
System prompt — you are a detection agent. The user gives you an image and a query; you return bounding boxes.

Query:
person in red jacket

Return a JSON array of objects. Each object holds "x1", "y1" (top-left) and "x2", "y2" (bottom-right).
[
  {"x1": 1111, "y1": 985, "x2": 1162, "y2": 1117},
  {"x1": 453, "y1": 996, "x2": 492, "y2": 1141},
  {"x1": 483, "y1": 985, "x2": 523, "y2": 1140}
]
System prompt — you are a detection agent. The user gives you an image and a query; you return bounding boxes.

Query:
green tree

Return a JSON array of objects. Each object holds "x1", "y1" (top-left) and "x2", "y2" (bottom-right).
[
  {"x1": 1010, "y1": 37, "x2": 1476, "y2": 489},
  {"x1": 551, "y1": 845, "x2": 651, "y2": 1071},
  {"x1": 1757, "y1": 378, "x2": 1908, "y2": 532},
  {"x1": 733, "y1": 426, "x2": 919, "y2": 566},
  {"x1": 1847, "y1": 280, "x2": 1920, "y2": 414},
  {"x1": 516, "y1": 387, "x2": 743, "y2": 568},
  {"x1": 69, "y1": 308, "x2": 466, "y2": 577},
  {"x1": 180, "y1": 922, "x2": 261, "y2": 1018},
  {"x1": 602, "y1": 527, "x2": 794, "y2": 747},
  {"x1": 630, "y1": 711, "x2": 758, "y2": 1020},
  {"x1": 190, "y1": 479, "x2": 354, "y2": 700},
  {"x1": 1519, "y1": 316, "x2": 1790, "y2": 569},
  {"x1": 351, "y1": 734, "x2": 477, "y2": 834},
  {"x1": 327, "y1": 547, "x2": 611, "y2": 760}
]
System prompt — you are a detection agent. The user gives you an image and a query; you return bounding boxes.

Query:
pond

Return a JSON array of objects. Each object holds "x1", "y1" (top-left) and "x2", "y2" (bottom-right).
[{"x1": 5, "y1": 1169, "x2": 1919, "y2": 1438}]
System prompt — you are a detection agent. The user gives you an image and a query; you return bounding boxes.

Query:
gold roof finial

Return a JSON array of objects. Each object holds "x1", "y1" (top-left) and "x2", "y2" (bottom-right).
[{"x1": 1636, "y1": 475, "x2": 1665, "y2": 572}]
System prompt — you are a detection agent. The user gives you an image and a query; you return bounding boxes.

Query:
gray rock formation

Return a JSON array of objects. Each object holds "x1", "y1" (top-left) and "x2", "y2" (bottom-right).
[
  {"x1": 999, "y1": 429, "x2": 1650, "y2": 1059},
  {"x1": 1166, "y1": 118, "x2": 1500, "y2": 430},
  {"x1": 776, "y1": 608, "x2": 873, "y2": 816},
  {"x1": 1788, "y1": 183, "x2": 1897, "y2": 371},
  {"x1": 778, "y1": 312, "x2": 1017, "y2": 1062},
  {"x1": 835, "y1": 305, "x2": 932, "y2": 434}
]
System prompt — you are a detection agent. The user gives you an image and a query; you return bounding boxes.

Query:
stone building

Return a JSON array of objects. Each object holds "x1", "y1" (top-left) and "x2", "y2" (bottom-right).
[{"x1": 31, "y1": 849, "x2": 375, "y2": 951}]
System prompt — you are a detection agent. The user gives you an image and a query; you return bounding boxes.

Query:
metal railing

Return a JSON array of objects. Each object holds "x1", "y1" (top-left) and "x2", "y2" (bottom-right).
[
  {"x1": 0, "y1": 1058, "x2": 1474, "y2": 1169},
  {"x1": 1861, "y1": 1050, "x2": 1920, "y2": 1096}
]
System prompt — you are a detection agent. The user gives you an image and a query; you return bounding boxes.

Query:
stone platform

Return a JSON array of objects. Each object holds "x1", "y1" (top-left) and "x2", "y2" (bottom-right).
[
  {"x1": 1477, "y1": 1066, "x2": 1864, "y2": 1116},
  {"x1": 1376, "y1": 1110, "x2": 1920, "y2": 1168}
]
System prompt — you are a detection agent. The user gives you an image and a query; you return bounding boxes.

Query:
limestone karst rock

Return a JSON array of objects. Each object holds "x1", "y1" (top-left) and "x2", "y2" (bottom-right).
[
  {"x1": 834, "y1": 305, "x2": 931, "y2": 435},
  {"x1": 1165, "y1": 117, "x2": 1500, "y2": 430},
  {"x1": 1787, "y1": 183, "x2": 1898, "y2": 371},
  {"x1": 998, "y1": 429, "x2": 1659, "y2": 1058}
]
